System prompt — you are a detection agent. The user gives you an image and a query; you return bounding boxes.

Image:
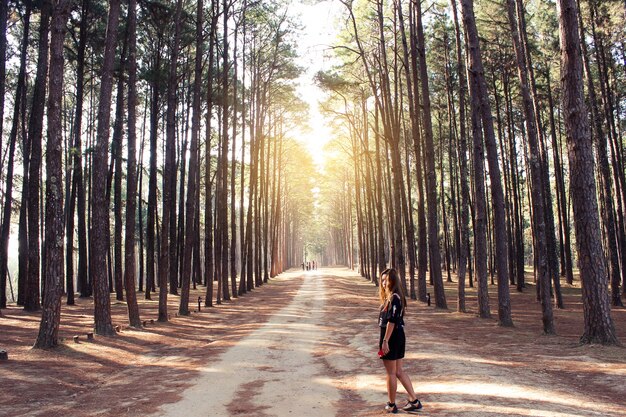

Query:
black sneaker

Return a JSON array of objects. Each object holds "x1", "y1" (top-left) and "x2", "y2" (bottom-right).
[
  {"x1": 385, "y1": 402, "x2": 398, "y2": 414},
  {"x1": 402, "y1": 398, "x2": 422, "y2": 411}
]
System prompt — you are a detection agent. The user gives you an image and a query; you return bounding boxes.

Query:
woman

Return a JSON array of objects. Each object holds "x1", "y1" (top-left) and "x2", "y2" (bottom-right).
[{"x1": 378, "y1": 268, "x2": 422, "y2": 413}]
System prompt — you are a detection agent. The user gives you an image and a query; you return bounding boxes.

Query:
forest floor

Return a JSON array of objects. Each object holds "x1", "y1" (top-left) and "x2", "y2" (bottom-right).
[{"x1": 1, "y1": 267, "x2": 626, "y2": 417}]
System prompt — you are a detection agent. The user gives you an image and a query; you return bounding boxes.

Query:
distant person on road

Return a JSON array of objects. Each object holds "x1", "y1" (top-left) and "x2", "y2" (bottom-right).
[{"x1": 378, "y1": 268, "x2": 422, "y2": 414}]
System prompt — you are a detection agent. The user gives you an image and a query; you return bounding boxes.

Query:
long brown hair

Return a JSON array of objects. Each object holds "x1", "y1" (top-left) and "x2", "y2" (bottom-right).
[{"x1": 379, "y1": 268, "x2": 406, "y2": 312}]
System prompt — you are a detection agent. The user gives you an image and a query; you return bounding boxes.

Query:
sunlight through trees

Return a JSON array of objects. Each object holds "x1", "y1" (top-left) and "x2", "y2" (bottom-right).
[{"x1": 0, "y1": 0, "x2": 624, "y2": 347}]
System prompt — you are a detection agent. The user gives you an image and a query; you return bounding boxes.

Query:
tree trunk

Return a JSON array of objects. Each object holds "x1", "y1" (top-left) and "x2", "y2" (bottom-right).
[
  {"x1": 17, "y1": 5, "x2": 33, "y2": 306},
  {"x1": 238, "y1": 7, "x2": 247, "y2": 295},
  {"x1": 123, "y1": 0, "x2": 142, "y2": 328},
  {"x1": 0, "y1": 0, "x2": 6, "y2": 167},
  {"x1": 408, "y1": 0, "x2": 429, "y2": 302},
  {"x1": 546, "y1": 70, "x2": 574, "y2": 287},
  {"x1": 91, "y1": 0, "x2": 120, "y2": 336},
  {"x1": 67, "y1": 0, "x2": 89, "y2": 302},
  {"x1": 450, "y1": 0, "x2": 470, "y2": 313},
  {"x1": 461, "y1": 0, "x2": 512, "y2": 326},
  {"x1": 111, "y1": 38, "x2": 127, "y2": 302},
  {"x1": 204, "y1": 4, "x2": 218, "y2": 307},
  {"x1": 34, "y1": 0, "x2": 70, "y2": 348},
  {"x1": 159, "y1": 0, "x2": 184, "y2": 321},
  {"x1": 0, "y1": 6, "x2": 30, "y2": 309},
  {"x1": 180, "y1": 0, "x2": 204, "y2": 316},
  {"x1": 414, "y1": 0, "x2": 446, "y2": 308},
  {"x1": 557, "y1": 0, "x2": 619, "y2": 344},
  {"x1": 24, "y1": 2, "x2": 52, "y2": 312},
  {"x1": 505, "y1": 0, "x2": 552, "y2": 330},
  {"x1": 146, "y1": 78, "x2": 159, "y2": 301},
  {"x1": 219, "y1": 0, "x2": 231, "y2": 299},
  {"x1": 230, "y1": 23, "x2": 239, "y2": 293},
  {"x1": 576, "y1": 5, "x2": 623, "y2": 308}
]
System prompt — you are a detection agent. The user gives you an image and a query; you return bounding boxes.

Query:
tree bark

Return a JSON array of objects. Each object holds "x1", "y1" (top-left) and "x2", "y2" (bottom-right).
[
  {"x1": 450, "y1": 0, "x2": 470, "y2": 313},
  {"x1": 123, "y1": 0, "x2": 142, "y2": 327},
  {"x1": 34, "y1": 0, "x2": 71, "y2": 348},
  {"x1": 557, "y1": 0, "x2": 619, "y2": 344},
  {"x1": 24, "y1": 1, "x2": 52, "y2": 312},
  {"x1": 111, "y1": 38, "x2": 127, "y2": 302},
  {"x1": 460, "y1": 0, "x2": 512, "y2": 325},
  {"x1": 159, "y1": 0, "x2": 184, "y2": 321},
  {"x1": 67, "y1": 0, "x2": 89, "y2": 301},
  {"x1": 505, "y1": 0, "x2": 552, "y2": 330},
  {"x1": 0, "y1": 6, "x2": 30, "y2": 309},
  {"x1": 204, "y1": 2, "x2": 218, "y2": 307},
  {"x1": 414, "y1": 0, "x2": 446, "y2": 308},
  {"x1": 180, "y1": 0, "x2": 204, "y2": 316},
  {"x1": 91, "y1": 0, "x2": 120, "y2": 336}
]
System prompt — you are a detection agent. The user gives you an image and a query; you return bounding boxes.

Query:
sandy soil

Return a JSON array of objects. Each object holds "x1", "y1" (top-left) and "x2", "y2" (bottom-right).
[
  {"x1": 316, "y1": 269, "x2": 626, "y2": 417},
  {"x1": 156, "y1": 270, "x2": 340, "y2": 417},
  {"x1": 1, "y1": 267, "x2": 626, "y2": 417}
]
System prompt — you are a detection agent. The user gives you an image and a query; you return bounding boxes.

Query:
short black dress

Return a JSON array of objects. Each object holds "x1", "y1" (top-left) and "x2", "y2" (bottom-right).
[{"x1": 378, "y1": 293, "x2": 406, "y2": 360}]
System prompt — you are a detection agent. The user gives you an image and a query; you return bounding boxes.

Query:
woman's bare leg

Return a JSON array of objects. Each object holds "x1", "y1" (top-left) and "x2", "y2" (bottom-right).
[
  {"x1": 395, "y1": 359, "x2": 418, "y2": 402},
  {"x1": 383, "y1": 359, "x2": 397, "y2": 404}
]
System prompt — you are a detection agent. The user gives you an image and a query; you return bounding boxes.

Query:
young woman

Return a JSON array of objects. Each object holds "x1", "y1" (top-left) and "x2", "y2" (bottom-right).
[{"x1": 378, "y1": 268, "x2": 422, "y2": 413}]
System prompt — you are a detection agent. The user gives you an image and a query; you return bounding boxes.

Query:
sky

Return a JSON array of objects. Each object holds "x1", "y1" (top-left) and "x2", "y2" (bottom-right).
[{"x1": 289, "y1": 0, "x2": 345, "y2": 168}]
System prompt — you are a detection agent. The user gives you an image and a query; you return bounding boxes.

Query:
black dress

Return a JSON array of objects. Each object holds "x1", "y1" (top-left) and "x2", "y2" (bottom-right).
[{"x1": 378, "y1": 293, "x2": 406, "y2": 360}]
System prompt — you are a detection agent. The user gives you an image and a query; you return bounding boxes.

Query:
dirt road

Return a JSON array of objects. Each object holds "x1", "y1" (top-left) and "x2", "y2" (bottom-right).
[
  {"x1": 4, "y1": 267, "x2": 624, "y2": 417},
  {"x1": 154, "y1": 268, "x2": 626, "y2": 417},
  {"x1": 156, "y1": 270, "x2": 341, "y2": 417}
]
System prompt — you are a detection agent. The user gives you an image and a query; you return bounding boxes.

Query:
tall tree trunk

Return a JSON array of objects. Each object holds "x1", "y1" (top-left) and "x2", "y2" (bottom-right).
[
  {"x1": 230, "y1": 23, "x2": 239, "y2": 293},
  {"x1": 91, "y1": 0, "x2": 120, "y2": 336},
  {"x1": 17, "y1": 6, "x2": 33, "y2": 307},
  {"x1": 374, "y1": 106, "x2": 386, "y2": 285},
  {"x1": 123, "y1": 0, "x2": 141, "y2": 327},
  {"x1": 146, "y1": 78, "x2": 159, "y2": 301},
  {"x1": 67, "y1": 0, "x2": 89, "y2": 302},
  {"x1": 219, "y1": 0, "x2": 231, "y2": 300},
  {"x1": 159, "y1": 0, "x2": 184, "y2": 321},
  {"x1": 546, "y1": 70, "x2": 574, "y2": 287},
  {"x1": 577, "y1": 5, "x2": 623, "y2": 308},
  {"x1": 204, "y1": 4, "x2": 218, "y2": 307},
  {"x1": 238, "y1": 6, "x2": 247, "y2": 295},
  {"x1": 1, "y1": 6, "x2": 30, "y2": 309},
  {"x1": 138, "y1": 127, "x2": 145, "y2": 293},
  {"x1": 460, "y1": 0, "x2": 513, "y2": 326},
  {"x1": 34, "y1": 0, "x2": 70, "y2": 348},
  {"x1": 556, "y1": 0, "x2": 619, "y2": 344},
  {"x1": 180, "y1": 0, "x2": 204, "y2": 316},
  {"x1": 408, "y1": 0, "x2": 428, "y2": 301},
  {"x1": 111, "y1": 39, "x2": 127, "y2": 302},
  {"x1": 24, "y1": 2, "x2": 52, "y2": 312},
  {"x1": 450, "y1": 0, "x2": 470, "y2": 313},
  {"x1": 0, "y1": 0, "x2": 6, "y2": 165},
  {"x1": 505, "y1": 0, "x2": 552, "y2": 330},
  {"x1": 468, "y1": 73, "x2": 490, "y2": 319},
  {"x1": 0, "y1": 5, "x2": 6, "y2": 294},
  {"x1": 414, "y1": 0, "x2": 446, "y2": 308},
  {"x1": 397, "y1": 0, "x2": 418, "y2": 298}
]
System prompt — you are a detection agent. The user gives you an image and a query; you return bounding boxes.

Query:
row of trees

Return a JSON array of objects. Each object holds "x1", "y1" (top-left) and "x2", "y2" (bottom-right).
[
  {"x1": 0, "y1": 0, "x2": 316, "y2": 348},
  {"x1": 316, "y1": 0, "x2": 623, "y2": 344}
]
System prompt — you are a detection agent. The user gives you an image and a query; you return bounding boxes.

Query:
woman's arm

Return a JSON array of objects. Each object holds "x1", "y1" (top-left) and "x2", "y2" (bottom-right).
[{"x1": 381, "y1": 322, "x2": 395, "y2": 355}]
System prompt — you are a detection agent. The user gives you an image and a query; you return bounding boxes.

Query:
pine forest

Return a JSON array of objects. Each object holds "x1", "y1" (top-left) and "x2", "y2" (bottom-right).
[{"x1": 1, "y1": 0, "x2": 625, "y2": 415}]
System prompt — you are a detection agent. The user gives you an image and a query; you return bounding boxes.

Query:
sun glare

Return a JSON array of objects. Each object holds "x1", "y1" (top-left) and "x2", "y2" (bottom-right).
[{"x1": 290, "y1": 0, "x2": 343, "y2": 169}]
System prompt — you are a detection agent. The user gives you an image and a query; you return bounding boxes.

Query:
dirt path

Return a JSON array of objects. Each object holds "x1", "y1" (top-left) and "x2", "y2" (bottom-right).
[
  {"x1": 152, "y1": 268, "x2": 626, "y2": 417},
  {"x1": 2, "y1": 267, "x2": 625, "y2": 417},
  {"x1": 155, "y1": 270, "x2": 341, "y2": 417},
  {"x1": 313, "y1": 269, "x2": 626, "y2": 417}
]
